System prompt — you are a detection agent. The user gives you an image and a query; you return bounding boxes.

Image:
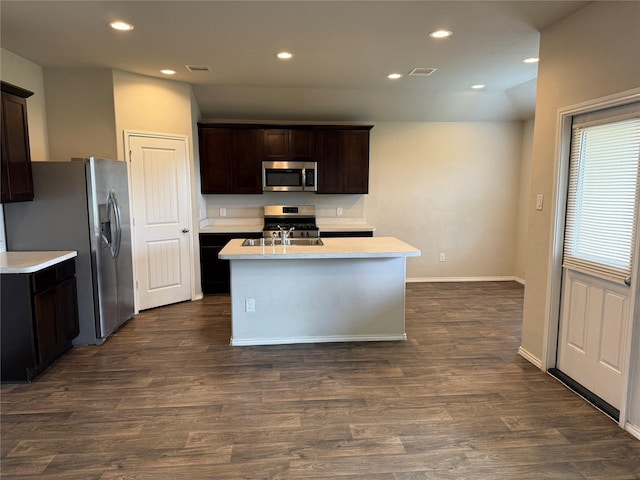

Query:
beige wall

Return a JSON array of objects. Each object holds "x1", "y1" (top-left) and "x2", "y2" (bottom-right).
[
  {"x1": 368, "y1": 122, "x2": 523, "y2": 280},
  {"x1": 0, "y1": 48, "x2": 49, "y2": 160},
  {"x1": 520, "y1": 1, "x2": 640, "y2": 429},
  {"x1": 514, "y1": 119, "x2": 534, "y2": 282},
  {"x1": 112, "y1": 70, "x2": 195, "y2": 159},
  {"x1": 521, "y1": 0, "x2": 640, "y2": 360},
  {"x1": 112, "y1": 70, "x2": 202, "y2": 298},
  {"x1": 44, "y1": 68, "x2": 117, "y2": 160}
]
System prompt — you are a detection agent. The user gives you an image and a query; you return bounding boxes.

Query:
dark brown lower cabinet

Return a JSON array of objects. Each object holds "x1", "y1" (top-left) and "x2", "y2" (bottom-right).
[
  {"x1": 200, "y1": 232, "x2": 262, "y2": 294},
  {"x1": 1, "y1": 258, "x2": 79, "y2": 382},
  {"x1": 320, "y1": 231, "x2": 374, "y2": 238}
]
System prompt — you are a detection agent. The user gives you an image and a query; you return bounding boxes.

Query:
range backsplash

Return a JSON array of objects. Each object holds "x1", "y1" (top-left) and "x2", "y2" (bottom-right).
[{"x1": 201, "y1": 193, "x2": 367, "y2": 225}]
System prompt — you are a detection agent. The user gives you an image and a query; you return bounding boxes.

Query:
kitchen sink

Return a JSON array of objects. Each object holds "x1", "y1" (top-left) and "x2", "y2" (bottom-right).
[{"x1": 241, "y1": 238, "x2": 324, "y2": 246}]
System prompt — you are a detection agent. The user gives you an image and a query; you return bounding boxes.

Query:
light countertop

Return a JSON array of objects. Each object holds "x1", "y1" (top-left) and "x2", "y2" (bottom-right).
[
  {"x1": 0, "y1": 251, "x2": 78, "y2": 274},
  {"x1": 219, "y1": 237, "x2": 420, "y2": 260}
]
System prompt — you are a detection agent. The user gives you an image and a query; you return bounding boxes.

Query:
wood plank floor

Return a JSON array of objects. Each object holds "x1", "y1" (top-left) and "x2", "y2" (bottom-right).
[{"x1": 2, "y1": 281, "x2": 639, "y2": 479}]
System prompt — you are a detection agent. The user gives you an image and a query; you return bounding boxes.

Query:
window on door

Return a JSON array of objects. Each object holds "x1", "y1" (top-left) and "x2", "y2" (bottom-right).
[{"x1": 563, "y1": 103, "x2": 640, "y2": 284}]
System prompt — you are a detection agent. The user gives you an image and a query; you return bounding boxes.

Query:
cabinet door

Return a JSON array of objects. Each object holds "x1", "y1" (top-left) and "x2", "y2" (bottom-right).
[
  {"x1": 316, "y1": 130, "x2": 344, "y2": 193},
  {"x1": 199, "y1": 127, "x2": 233, "y2": 193},
  {"x1": 263, "y1": 129, "x2": 289, "y2": 160},
  {"x1": 1, "y1": 91, "x2": 34, "y2": 203},
  {"x1": 200, "y1": 233, "x2": 262, "y2": 294},
  {"x1": 231, "y1": 129, "x2": 262, "y2": 194},
  {"x1": 57, "y1": 277, "x2": 79, "y2": 344},
  {"x1": 33, "y1": 288, "x2": 59, "y2": 366},
  {"x1": 316, "y1": 129, "x2": 370, "y2": 194},
  {"x1": 263, "y1": 129, "x2": 314, "y2": 160},
  {"x1": 343, "y1": 130, "x2": 369, "y2": 194},
  {"x1": 289, "y1": 130, "x2": 314, "y2": 160}
]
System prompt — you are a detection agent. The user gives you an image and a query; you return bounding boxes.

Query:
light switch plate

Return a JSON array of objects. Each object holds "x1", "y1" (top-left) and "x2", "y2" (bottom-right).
[{"x1": 536, "y1": 194, "x2": 544, "y2": 211}]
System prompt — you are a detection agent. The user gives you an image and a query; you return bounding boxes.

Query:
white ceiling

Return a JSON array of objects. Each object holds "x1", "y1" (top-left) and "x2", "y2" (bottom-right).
[{"x1": 0, "y1": 1, "x2": 590, "y2": 122}]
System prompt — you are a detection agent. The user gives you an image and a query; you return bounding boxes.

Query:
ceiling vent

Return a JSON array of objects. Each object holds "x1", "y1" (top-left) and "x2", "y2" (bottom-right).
[
  {"x1": 408, "y1": 67, "x2": 437, "y2": 77},
  {"x1": 185, "y1": 64, "x2": 211, "y2": 73}
]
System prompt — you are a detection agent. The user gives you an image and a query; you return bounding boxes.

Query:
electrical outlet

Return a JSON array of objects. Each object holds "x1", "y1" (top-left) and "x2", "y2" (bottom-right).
[
  {"x1": 337, "y1": 207, "x2": 343, "y2": 216},
  {"x1": 220, "y1": 207, "x2": 227, "y2": 217},
  {"x1": 439, "y1": 253, "x2": 446, "y2": 262},
  {"x1": 245, "y1": 298, "x2": 255, "y2": 312}
]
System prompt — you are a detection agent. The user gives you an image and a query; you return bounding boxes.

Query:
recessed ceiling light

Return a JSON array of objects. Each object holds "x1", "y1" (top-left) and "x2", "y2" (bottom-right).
[
  {"x1": 276, "y1": 51, "x2": 293, "y2": 60},
  {"x1": 161, "y1": 69, "x2": 176, "y2": 75},
  {"x1": 523, "y1": 57, "x2": 540, "y2": 64},
  {"x1": 387, "y1": 73, "x2": 403, "y2": 80},
  {"x1": 429, "y1": 30, "x2": 452, "y2": 39},
  {"x1": 109, "y1": 21, "x2": 134, "y2": 31},
  {"x1": 471, "y1": 84, "x2": 486, "y2": 90}
]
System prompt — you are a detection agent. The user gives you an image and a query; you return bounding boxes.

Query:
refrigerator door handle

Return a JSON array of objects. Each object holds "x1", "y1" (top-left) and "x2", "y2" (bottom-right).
[{"x1": 108, "y1": 190, "x2": 122, "y2": 259}]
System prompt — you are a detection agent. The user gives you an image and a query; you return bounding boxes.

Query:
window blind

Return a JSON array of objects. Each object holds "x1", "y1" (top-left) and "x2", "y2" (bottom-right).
[{"x1": 563, "y1": 107, "x2": 640, "y2": 285}]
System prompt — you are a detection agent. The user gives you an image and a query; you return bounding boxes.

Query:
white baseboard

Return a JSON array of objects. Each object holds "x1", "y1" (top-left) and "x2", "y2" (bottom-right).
[
  {"x1": 231, "y1": 333, "x2": 407, "y2": 346},
  {"x1": 518, "y1": 346, "x2": 543, "y2": 369},
  {"x1": 625, "y1": 422, "x2": 640, "y2": 440},
  {"x1": 407, "y1": 275, "x2": 523, "y2": 284}
]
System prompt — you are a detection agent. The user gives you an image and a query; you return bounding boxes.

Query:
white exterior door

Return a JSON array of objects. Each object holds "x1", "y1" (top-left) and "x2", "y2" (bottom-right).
[
  {"x1": 556, "y1": 107, "x2": 639, "y2": 411},
  {"x1": 558, "y1": 270, "x2": 632, "y2": 408},
  {"x1": 127, "y1": 133, "x2": 192, "y2": 311}
]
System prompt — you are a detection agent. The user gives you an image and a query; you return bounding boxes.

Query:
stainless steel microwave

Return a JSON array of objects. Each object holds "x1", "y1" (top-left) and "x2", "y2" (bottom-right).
[{"x1": 262, "y1": 161, "x2": 317, "y2": 192}]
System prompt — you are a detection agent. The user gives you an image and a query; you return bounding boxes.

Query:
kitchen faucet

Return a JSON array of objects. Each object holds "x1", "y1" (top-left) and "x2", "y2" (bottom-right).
[{"x1": 277, "y1": 225, "x2": 294, "y2": 245}]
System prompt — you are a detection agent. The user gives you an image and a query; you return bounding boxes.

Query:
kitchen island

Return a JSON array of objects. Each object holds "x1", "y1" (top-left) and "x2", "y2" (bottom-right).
[{"x1": 219, "y1": 237, "x2": 420, "y2": 346}]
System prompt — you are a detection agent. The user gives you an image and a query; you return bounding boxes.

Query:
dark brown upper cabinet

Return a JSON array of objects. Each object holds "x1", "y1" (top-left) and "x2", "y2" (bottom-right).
[
  {"x1": 199, "y1": 125, "x2": 263, "y2": 194},
  {"x1": 1, "y1": 81, "x2": 35, "y2": 203},
  {"x1": 198, "y1": 123, "x2": 372, "y2": 194},
  {"x1": 316, "y1": 126, "x2": 372, "y2": 194},
  {"x1": 263, "y1": 128, "x2": 314, "y2": 161}
]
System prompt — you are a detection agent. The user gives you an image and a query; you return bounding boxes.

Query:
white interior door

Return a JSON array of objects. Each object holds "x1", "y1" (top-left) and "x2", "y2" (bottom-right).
[
  {"x1": 557, "y1": 107, "x2": 639, "y2": 411},
  {"x1": 127, "y1": 133, "x2": 192, "y2": 311}
]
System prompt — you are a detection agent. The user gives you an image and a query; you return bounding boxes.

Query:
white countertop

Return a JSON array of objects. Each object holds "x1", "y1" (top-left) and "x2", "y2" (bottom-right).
[
  {"x1": 0, "y1": 251, "x2": 78, "y2": 274},
  {"x1": 219, "y1": 237, "x2": 420, "y2": 260}
]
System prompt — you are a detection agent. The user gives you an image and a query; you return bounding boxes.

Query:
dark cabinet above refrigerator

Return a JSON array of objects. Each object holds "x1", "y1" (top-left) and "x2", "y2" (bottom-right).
[{"x1": 1, "y1": 81, "x2": 34, "y2": 203}]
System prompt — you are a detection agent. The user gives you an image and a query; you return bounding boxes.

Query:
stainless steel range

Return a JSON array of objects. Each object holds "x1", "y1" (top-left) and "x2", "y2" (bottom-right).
[{"x1": 263, "y1": 205, "x2": 319, "y2": 239}]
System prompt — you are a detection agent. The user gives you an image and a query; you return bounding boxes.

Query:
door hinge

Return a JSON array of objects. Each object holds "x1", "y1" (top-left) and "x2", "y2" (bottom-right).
[
  {"x1": 129, "y1": 150, "x2": 133, "y2": 162},
  {"x1": 135, "y1": 280, "x2": 138, "y2": 290}
]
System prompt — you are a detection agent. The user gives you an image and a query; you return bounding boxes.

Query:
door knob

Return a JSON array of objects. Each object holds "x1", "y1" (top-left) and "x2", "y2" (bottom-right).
[{"x1": 181, "y1": 228, "x2": 190, "y2": 233}]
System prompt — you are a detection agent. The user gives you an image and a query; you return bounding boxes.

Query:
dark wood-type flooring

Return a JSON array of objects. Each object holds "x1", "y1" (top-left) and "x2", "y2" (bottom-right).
[{"x1": 2, "y1": 282, "x2": 639, "y2": 479}]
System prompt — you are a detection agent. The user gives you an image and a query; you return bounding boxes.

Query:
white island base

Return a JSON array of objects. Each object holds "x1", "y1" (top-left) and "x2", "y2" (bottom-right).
[{"x1": 219, "y1": 237, "x2": 421, "y2": 346}]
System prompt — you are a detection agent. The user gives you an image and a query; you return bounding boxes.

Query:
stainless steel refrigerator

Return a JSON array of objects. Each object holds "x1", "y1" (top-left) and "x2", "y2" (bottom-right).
[{"x1": 4, "y1": 157, "x2": 134, "y2": 345}]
